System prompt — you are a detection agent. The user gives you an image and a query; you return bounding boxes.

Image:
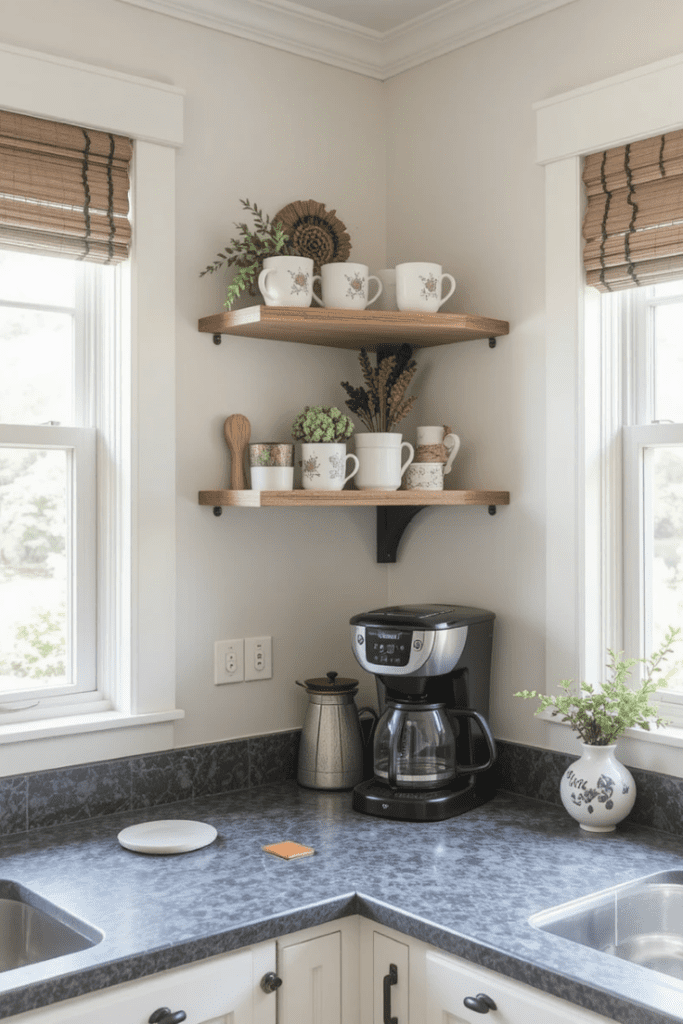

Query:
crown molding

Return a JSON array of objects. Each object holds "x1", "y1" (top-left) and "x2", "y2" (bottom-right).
[{"x1": 117, "y1": 0, "x2": 578, "y2": 80}]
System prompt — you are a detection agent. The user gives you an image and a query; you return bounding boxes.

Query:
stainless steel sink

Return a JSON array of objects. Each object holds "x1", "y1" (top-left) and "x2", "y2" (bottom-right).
[
  {"x1": 0, "y1": 880, "x2": 102, "y2": 973},
  {"x1": 530, "y1": 870, "x2": 683, "y2": 982}
]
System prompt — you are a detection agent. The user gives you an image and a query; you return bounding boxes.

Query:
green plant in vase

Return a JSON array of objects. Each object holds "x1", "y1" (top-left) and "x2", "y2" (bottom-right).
[
  {"x1": 200, "y1": 199, "x2": 297, "y2": 310},
  {"x1": 291, "y1": 406, "x2": 355, "y2": 444},
  {"x1": 515, "y1": 626, "x2": 681, "y2": 832}
]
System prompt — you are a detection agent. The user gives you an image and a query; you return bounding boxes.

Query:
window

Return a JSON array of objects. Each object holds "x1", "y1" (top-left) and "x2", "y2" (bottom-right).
[
  {"x1": 0, "y1": 251, "x2": 114, "y2": 705},
  {"x1": 0, "y1": 43, "x2": 182, "y2": 771},
  {"x1": 620, "y1": 282, "x2": 683, "y2": 716},
  {"x1": 538, "y1": 52, "x2": 683, "y2": 761}
]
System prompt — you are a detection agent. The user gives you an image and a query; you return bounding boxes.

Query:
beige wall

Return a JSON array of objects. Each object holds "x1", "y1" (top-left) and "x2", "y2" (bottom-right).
[
  {"x1": 384, "y1": 0, "x2": 683, "y2": 757},
  {"x1": 2, "y1": 0, "x2": 683, "y2": 763}
]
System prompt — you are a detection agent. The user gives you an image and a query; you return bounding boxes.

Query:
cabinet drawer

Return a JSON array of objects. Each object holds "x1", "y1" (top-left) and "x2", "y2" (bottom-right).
[{"x1": 426, "y1": 950, "x2": 611, "y2": 1024}]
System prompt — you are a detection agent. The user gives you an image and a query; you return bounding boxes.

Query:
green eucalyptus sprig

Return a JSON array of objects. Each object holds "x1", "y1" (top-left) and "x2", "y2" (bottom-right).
[
  {"x1": 200, "y1": 199, "x2": 296, "y2": 310},
  {"x1": 291, "y1": 406, "x2": 355, "y2": 444},
  {"x1": 515, "y1": 626, "x2": 681, "y2": 745}
]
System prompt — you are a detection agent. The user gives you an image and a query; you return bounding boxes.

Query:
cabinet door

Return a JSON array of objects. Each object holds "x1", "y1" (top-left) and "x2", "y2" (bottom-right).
[
  {"x1": 369, "y1": 930, "x2": 410, "y2": 1024},
  {"x1": 278, "y1": 929, "x2": 342, "y2": 1024},
  {"x1": 426, "y1": 950, "x2": 611, "y2": 1024},
  {"x1": 12, "y1": 943, "x2": 276, "y2": 1024}
]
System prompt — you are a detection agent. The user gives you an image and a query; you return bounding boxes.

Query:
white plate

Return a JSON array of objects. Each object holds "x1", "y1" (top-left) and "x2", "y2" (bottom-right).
[{"x1": 117, "y1": 820, "x2": 218, "y2": 855}]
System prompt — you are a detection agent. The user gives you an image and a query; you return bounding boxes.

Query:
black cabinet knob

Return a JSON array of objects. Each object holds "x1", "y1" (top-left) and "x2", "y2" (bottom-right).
[
  {"x1": 148, "y1": 1009, "x2": 187, "y2": 1024},
  {"x1": 261, "y1": 971, "x2": 283, "y2": 993},
  {"x1": 463, "y1": 993, "x2": 497, "y2": 1014}
]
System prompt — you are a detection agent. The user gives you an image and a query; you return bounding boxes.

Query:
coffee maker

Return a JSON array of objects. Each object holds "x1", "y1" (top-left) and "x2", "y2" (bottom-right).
[{"x1": 349, "y1": 604, "x2": 497, "y2": 821}]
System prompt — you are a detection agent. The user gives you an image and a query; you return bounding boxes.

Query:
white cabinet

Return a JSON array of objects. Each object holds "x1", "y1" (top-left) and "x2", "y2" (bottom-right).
[
  {"x1": 9, "y1": 917, "x2": 615, "y2": 1024},
  {"x1": 359, "y1": 923, "x2": 409, "y2": 1024},
  {"x1": 277, "y1": 918, "x2": 359, "y2": 1024},
  {"x1": 360, "y1": 920, "x2": 613, "y2": 1024},
  {"x1": 11, "y1": 942, "x2": 277, "y2": 1024}
]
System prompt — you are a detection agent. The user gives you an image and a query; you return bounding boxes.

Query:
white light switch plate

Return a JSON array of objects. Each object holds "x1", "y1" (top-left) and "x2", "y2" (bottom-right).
[
  {"x1": 245, "y1": 636, "x2": 272, "y2": 681},
  {"x1": 215, "y1": 639, "x2": 244, "y2": 684}
]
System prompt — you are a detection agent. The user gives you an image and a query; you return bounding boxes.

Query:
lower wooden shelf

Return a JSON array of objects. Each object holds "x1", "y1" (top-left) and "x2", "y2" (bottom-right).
[{"x1": 199, "y1": 489, "x2": 510, "y2": 561}]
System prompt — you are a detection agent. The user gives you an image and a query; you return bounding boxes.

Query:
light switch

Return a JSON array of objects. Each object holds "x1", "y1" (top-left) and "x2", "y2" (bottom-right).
[
  {"x1": 215, "y1": 639, "x2": 244, "y2": 684},
  {"x1": 245, "y1": 636, "x2": 272, "y2": 681}
]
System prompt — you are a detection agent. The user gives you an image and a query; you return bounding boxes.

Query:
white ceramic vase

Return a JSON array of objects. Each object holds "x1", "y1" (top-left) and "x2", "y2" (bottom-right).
[
  {"x1": 560, "y1": 744, "x2": 636, "y2": 833},
  {"x1": 353, "y1": 433, "x2": 414, "y2": 491}
]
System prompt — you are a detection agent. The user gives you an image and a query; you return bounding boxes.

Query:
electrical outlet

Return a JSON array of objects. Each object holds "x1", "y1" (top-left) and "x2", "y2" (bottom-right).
[
  {"x1": 214, "y1": 639, "x2": 244, "y2": 684},
  {"x1": 245, "y1": 636, "x2": 272, "y2": 681}
]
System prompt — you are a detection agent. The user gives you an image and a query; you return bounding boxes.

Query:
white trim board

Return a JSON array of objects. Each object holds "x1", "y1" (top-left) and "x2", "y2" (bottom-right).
[
  {"x1": 116, "y1": 0, "x2": 578, "y2": 80},
  {"x1": 0, "y1": 41, "x2": 184, "y2": 146}
]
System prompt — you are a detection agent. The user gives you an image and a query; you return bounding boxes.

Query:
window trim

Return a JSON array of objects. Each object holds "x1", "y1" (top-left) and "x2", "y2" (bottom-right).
[
  {"x1": 0, "y1": 44, "x2": 184, "y2": 772},
  {"x1": 536, "y1": 52, "x2": 683, "y2": 766}
]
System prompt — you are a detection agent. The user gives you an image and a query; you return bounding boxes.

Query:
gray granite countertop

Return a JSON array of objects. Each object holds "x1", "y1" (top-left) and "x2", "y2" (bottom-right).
[{"x1": 2, "y1": 784, "x2": 683, "y2": 1023}]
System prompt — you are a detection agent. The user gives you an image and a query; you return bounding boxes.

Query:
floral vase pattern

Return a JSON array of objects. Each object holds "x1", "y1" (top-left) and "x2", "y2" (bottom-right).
[{"x1": 560, "y1": 744, "x2": 636, "y2": 832}]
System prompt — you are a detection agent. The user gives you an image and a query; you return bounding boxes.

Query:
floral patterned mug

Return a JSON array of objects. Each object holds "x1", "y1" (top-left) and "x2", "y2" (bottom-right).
[
  {"x1": 300, "y1": 443, "x2": 359, "y2": 491},
  {"x1": 395, "y1": 262, "x2": 456, "y2": 312},
  {"x1": 311, "y1": 263, "x2": 383, "y2": 310}
]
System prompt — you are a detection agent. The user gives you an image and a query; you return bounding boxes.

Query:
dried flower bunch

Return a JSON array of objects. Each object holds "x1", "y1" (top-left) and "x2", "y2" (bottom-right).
[
  {"x1": 515, "y1": 626, "x2": 681, "y2": 746},
  {"x1": 273, "y1": 200, "x2": 351, "y2": 274},
  {"x1": 199, "y1": 199, "x2": 297, "y2": 310},
  {"x1": 340, "y1": 346, "x2": 418, "y2": 433},
  {"x1": 291, "y1": 405, "x2": 355, "y2": 444}
]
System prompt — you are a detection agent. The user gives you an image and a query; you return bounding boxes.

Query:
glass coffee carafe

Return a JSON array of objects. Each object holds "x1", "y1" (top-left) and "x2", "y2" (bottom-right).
[{"x1": 374, "y1": 699, "x2": 494, "y2": 791}]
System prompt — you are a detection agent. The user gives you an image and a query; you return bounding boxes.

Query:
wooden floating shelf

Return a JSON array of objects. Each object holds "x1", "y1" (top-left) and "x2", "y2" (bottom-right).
[
  {"x1": 198, "y1": 489, "x2": 510, "y2": 508},
  {"x1": 199, "y1": 489, "x2": 510, "y2": 561},
  {"x1": 198, "y1": 306, "x2": 509, "y2": 350}
]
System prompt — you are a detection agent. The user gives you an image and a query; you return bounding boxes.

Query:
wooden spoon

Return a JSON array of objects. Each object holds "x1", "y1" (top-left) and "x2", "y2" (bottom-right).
[{"x1": 224, "y1": 414, "x2": 251, "y2": 490}]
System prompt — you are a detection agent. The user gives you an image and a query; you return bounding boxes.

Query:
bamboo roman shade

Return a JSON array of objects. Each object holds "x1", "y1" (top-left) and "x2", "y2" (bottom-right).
[
  {"x1": 583, "y1": 128, "x2": 683, "y2": 291},
  {"x1": 0, "y1": 110, "x2": 132, "y2": 263}
]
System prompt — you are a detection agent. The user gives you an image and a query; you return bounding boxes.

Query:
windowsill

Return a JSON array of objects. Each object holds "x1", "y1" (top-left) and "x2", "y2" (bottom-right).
[
  {"x1": 538, "y1": 708, "x2": 683, "y2": 750},
  {"x1": 0, "y1": 707, "x2": 185, "y2": 745}
]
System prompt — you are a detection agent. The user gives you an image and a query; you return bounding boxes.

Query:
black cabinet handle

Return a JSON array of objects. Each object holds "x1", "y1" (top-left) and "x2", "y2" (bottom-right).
[
  {"x1": 463, "y1": 993, "x2": 497, "y2": 1014},
  {"x1": 148, "y1": 1009, "x2": 187, "y2": 1024},
  {"x1": 383, "y1": 963, "x2": 398, "y2": 1024},
  {"x1": 261, "y1": 971, "x2": 283, "y2": 993}
]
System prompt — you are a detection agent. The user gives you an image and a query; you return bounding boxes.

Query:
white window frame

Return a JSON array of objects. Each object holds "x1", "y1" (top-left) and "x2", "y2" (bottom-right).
[
  {"x1": 536, "y1": 52, "x2": 683, "y2": 768},
  {"x1": 0, "y1": 43, "x2": 184, "y2": 773}
]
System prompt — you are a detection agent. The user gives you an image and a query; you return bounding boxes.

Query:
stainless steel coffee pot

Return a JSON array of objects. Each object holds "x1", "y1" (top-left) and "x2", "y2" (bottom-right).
[{"x1": 297, "y1": 672, "x2": 376, "y2": 790}]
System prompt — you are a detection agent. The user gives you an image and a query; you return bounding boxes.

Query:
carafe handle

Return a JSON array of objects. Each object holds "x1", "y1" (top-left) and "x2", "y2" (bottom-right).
[{"x1": 450, "y1": 709, "x2": 497, "y2": 774}]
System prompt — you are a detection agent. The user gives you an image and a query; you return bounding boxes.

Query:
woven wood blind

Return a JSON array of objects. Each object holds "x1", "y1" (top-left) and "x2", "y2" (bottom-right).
[
  {"x1": 582, "y1": 128, "x2": 683, "y2": 292},
  {"x1": 0, "y1": 110, "x2": 133, "y2": 264}
]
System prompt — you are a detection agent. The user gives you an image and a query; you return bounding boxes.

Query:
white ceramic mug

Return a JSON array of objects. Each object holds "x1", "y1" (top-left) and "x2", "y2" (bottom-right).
[
  {"x1": 250, "y1": 466, "x2": 294, "y2": 490},
  {"x1": 311, "y1": 262, "x2": 383, "y2": 310},
  {"x1": 415, "y1": 427, "x2": 460, "y2": 474},
  {"x1": 301, "y1": 443, "x2": 359, "y2": 491},
  {"x1": 395, "y1": 262, "x2": 455, "y2": 312},
  {"x1": 258, "y1": 256, "x2": 314, "y2": 307},
  {"x1": 403, "y1": 462, "x2": 444, "y2": 491},
  {"x1": 354, "y1": 433, "x2": 414, "y2": 491}
]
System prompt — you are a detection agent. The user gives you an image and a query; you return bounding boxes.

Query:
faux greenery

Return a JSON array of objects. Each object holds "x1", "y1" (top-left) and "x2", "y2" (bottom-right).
[
  {"x1": 515, "y1": 626, "x2": 681, "y2": 745},
  {"x1": 340, "y1": 346, "x2": 417, "y2": 432},
  {"x1": 291, "y1": 406, "x2": 355, "y2": 444},
  {"x1": 200, "y1": 199, "x2": 297, "y2": 310}
]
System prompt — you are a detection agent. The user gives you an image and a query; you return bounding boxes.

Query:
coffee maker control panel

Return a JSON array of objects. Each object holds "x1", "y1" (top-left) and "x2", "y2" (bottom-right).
[
  {"x1": 364, "y1": 627, "x2": 415, "y2": 667},
  {"x1": 351, "y1": 622, "x2": 469, "y2": 677}
]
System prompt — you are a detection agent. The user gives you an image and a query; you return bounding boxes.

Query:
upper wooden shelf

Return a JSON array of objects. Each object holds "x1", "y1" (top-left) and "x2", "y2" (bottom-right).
[
  {"x1": 198, "y1": 306, "x2": 509, "y2": 350},
  {"x1": 199, "y1": 489, "x2": 509, "y2": 508}
]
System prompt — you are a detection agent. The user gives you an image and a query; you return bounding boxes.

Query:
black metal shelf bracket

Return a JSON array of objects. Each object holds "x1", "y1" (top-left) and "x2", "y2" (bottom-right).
[
  {"x1": 213, "y1": 333, "x2": 222, "y2": 345},
  {"x1": 488, "y1": 337, "x2": 496, "y2": 349},
  {"x1": 488, "y1": 505, "x2": 496, "y2": 515},
  {"x1": 376, "y1": 506, "x2": 426, "y2": 563},
  {"x1": 213, "y1": 506, "x2": 223, "y2": 516}
]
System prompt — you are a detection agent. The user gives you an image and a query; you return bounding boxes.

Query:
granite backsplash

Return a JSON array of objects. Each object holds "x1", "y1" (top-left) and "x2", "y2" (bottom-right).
[{"x1": 2, "y1": 733, "x2": 682, "y2": 840}]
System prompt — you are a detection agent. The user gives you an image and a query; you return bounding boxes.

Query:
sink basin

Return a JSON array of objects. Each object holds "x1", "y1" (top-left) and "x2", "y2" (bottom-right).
[
  {"x1": 0, "y1": 880, "x2": 102, "y2": 973},
  {"x1": 530, "y1": 870, "x2": 683, "y2": 982}
]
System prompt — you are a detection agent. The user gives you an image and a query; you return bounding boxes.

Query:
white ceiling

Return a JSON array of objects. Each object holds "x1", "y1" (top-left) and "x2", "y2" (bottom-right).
[{"x1": 118, "y1": 0, "x2": 579, "y2": 79}]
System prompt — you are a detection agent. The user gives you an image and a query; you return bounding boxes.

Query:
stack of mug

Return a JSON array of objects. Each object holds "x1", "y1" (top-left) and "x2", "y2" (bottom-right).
[
  {"x1": 257, "y1": 258, "x2": 456, "y2": 313},
  {"x1": 403, "y1": 427, "x2": 460, "y2": 491}
]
